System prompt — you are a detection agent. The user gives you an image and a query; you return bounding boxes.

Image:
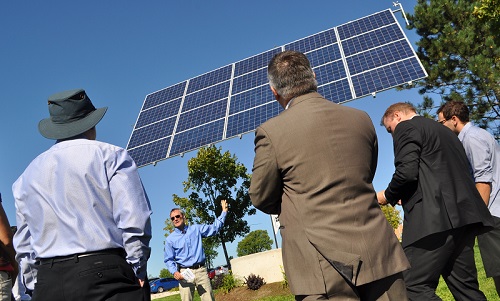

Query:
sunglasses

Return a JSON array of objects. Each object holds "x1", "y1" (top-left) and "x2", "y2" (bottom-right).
[{"x1": 170, "y1": 214, "x2": 182, "y2": 221}]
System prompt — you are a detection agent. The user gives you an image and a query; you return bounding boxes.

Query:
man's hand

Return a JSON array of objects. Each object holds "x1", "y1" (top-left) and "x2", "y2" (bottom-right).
[
  {"x1": 221, "y1": 199, "x2": 229, "y2": 212},
  {"x1": 377, "y1": 190, "x2": 388, "y2": 206},
  {"x1": 173, "y1": 271, "x2": 184, "y2": 281}
]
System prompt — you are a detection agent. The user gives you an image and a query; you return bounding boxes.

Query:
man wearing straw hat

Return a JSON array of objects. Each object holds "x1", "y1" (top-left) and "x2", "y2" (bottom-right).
[{"x1": 12, "y1": 89, "x2": 152, "y2": 301}]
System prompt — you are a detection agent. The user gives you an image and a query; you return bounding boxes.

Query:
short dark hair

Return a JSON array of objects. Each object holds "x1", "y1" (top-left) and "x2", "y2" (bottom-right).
[
  {"x1": 267, "y1": 50, "x2": 317, "y2": 99},
  {"x1": 437, "y1": 101, "x2": 470, "y2": 122},
  {"x1": 381, "y1": 102, "x2": 416, "y2": 126}
]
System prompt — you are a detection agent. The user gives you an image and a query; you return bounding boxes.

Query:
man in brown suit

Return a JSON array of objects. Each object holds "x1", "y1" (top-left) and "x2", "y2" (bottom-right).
[{"x1": 249, "y1": 50, "x2": 410, "y2": 300}]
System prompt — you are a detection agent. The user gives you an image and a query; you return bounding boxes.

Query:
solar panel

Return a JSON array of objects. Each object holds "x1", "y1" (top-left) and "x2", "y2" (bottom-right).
[{"x1": 127, "y1": 8, "x2": 427, "y2": 167}]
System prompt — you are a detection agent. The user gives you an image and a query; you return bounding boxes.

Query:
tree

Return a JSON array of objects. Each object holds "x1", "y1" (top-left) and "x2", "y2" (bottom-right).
[
  {"x1": 237, "y1": 230, "x2": 273, "y2": 257},
  {"x1": 159, "y1": 268, "x2": 174, "y2": 278},
  {"x1": 406, "y1": 0, "x2": 500, "y2": 134},
  {"x1": 380, "y1": 205, "x2": 402, "y2": 230},
  {"x1": 169, "y1": 145, "x2": 256, "y2": 268}
]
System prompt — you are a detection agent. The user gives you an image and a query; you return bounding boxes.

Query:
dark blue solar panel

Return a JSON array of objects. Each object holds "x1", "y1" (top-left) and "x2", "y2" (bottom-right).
[
  {"x1": 143, "y1": 82, "x2": 186, "y2": 110},
  {"x1": 230, "y1": 85, "x2": 274, "y2": 115},
  {"x1": 234, "y1": 48, "x2": 281, "y2": 77},
  {"x1": 285, "y1": 28, "x2": 337, "y2": 53},
  {"x1": 338, "y1": 10, "x2": 394, "y2": 40},
  {"x1": 318, "y1": 80, "x2": 353, "y2": 104},
  {"x1": 307, "y1": 44, "x2": 342, "y2": 67},
  {"x1": 127, "y1": 8, "x2": 427, "y2": 167},
  {"x1": 176, "y1": 100, "x2": 227, "y2": 132},
  {"x1": 127, "y1": 137, "x2": 170, "y2": 167},
  {"x1": 314, "y1": 61, "x2": 347, "y2": 85},
  {"x1": 347, "y1": 40, "x2": 414, "y2": 75},
  {"x1": 226, "y1": 102, "x2": 282, "y2": 138},
  {"x1": 232, "y1": 68, "x2": 268, "y2": 95},
  {"x1": 128, "y1": 118, "x2": 176, "y2": 148},
  {"x1": 169, "y1": 120, "x2": 225, "y2": 157},
  {"x1": 182, "y1": 81, "x2": 230, "y2": 112},
  {"x1": 342, "y1": 24, "x2": 405, "y2": 56},
  {"x1": 187, "y1": 65, "x2": 232, "y2": 93},
  {"x1": 351, "y1": 57, "x2": 426, "y2": 97},
  {"x1": 136, "y1": 98, "x2": 182, "y2": 128}
]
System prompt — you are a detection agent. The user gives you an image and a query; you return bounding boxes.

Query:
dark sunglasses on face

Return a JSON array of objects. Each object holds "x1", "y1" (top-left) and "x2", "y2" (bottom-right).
[{"x1": 171, "y1": 214, "x2": 182, "y2": 221}]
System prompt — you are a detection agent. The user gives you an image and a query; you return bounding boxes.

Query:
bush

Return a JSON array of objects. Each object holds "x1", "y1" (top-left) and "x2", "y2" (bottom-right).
[
  {"x1": 245, "y1": 273, "x2": 266, "y2": 290},
  {"x1": 213, "y1": 271, "x2": 241, "y2": 294},
  {"x1": 280, "y1": 265, "x2": 288, "y2": 289},
  {"x1": 212, "y1": 274, "x2": 225, "y2": 290}
]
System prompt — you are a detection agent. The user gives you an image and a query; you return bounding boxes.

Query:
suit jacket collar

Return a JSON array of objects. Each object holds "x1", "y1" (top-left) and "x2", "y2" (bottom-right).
[{"x1": 287, "y1": 92, "x2": 323, "y2": 108}]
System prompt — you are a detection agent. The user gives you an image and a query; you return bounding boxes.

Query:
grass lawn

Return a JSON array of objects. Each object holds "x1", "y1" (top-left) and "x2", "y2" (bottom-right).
[
  {"x1": 436, "y1": 243, "x2": 498, "y2": 300},
  {"x1": 155, "y1": 243, "x2": 497, "y2": 301}
]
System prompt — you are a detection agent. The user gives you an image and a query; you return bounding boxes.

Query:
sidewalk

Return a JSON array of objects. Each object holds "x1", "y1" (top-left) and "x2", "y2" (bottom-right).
[{"x1": 151, "y1": 290, "x2": 180, "y2": 300}]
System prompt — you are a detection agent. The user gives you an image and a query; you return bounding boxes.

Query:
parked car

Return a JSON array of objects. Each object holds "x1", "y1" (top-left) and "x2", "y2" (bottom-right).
[
  {"x1": 150, "y1": 277, "x2": 179, "y2": 293},
  {"x1": 214, "y1": 265, "x2": 229, "y2": 276},
  {"x1": 207, "y1": 268, "x2": 216, "y2": 279}
]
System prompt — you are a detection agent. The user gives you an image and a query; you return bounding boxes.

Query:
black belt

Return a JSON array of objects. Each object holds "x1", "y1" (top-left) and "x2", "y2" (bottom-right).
[
  {"x1": 38, "y1": 248, "x2": 125, "y2": 265},
  {"x1": 179, "y1": 262, "x2": 205, "y2": 269}
]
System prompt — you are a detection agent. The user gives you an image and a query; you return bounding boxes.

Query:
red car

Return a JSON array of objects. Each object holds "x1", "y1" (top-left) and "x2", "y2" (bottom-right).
[{"x1": 207, "y1": 268, "x2": 215, "y2": 279}]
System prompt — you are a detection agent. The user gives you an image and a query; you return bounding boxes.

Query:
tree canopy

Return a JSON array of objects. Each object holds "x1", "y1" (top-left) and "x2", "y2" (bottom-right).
[
  {"x1": 237, "y1": 230, "x2": 273, "y2": 257},
  {"x1": 407, "y1": 0, "x2": 500, "y2": 133},
  {"x1": 380, "y1": 205, "x2": 402, "y2": 230},
  {"x1": 168, "y1": 145, "x2": 256, "y2": 268},
  {"x1": 159, "y1": 268, "x2": 173, "y2": 278}
]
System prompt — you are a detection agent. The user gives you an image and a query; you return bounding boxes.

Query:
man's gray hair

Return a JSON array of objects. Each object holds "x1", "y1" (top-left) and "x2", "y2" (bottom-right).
[{"x1": 267, "y1": 50, "x2": 317, "y2": 99}]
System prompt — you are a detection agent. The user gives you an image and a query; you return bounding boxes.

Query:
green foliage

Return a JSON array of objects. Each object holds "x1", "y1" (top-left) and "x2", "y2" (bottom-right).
[
  {"x1": 280, "y1": 265, "x2": 288, "y2": 289},
  {"x1": 159, "y1": 268, "x2": 173, "y2": 278},
  {"x1": 212, "y1": 272, "x2": 241, "y2": 294},
  {"x1": 245, "y1": 274, "x2": 266, "y2": 290},
  {"x1": 202, "y1": 236, "x2": 219, "y2": 268},
  {"x1": 237, "y1": 230, "x2": 273, "y2": 257},
  {"x1": 168, "y1": 145, "x2": 257, "y2": 266},
  {"x1": 436, "y1": 242, "x2": 496, "y2": 300},
  {"x1": 380, "y1": 205, "x2": 402, "y2": 230},
  {"x1": 407, "y1": 0, "x2": 500, "y2": 135},
  {"x1": 212, "y1": 274, "x2": 225, "y2": 290}
]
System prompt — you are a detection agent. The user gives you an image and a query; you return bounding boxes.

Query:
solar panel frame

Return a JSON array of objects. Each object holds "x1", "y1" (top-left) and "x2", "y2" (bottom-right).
[{"x1": 127, "y1": 8, "x2": 427, "y2": 167}]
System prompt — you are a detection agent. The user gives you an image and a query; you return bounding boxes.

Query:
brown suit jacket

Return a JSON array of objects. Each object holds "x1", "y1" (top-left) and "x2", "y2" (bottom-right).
[{"x1": 249, "y1": 92, "x2": 409, "y2": 295}]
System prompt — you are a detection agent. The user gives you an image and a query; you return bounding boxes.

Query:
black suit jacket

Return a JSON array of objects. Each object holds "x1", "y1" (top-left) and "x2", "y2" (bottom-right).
[{"x1": 385, "y1": 116, "x2": 493, "y2": 247}]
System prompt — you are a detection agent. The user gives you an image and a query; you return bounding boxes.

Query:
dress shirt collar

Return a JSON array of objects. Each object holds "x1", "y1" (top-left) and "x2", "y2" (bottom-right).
[{"x1": 458, "y1": 122, "x2": 472, "y2": 142}]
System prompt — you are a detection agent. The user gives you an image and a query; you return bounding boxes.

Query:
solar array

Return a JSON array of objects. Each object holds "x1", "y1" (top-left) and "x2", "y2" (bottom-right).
[{"x1": 127, "y1": 8, "x2": 427, "y2": 167}]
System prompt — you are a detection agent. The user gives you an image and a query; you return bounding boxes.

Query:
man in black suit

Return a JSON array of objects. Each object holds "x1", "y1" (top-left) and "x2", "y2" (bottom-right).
[{"x1": 377, "y1": 102, "x2": 493, "y2": 300}]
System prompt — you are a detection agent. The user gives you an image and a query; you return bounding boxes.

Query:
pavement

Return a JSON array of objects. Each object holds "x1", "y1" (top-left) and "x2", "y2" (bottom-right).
[{"x1": 151, "y1": 290, "x2": 180, "y2": 300}]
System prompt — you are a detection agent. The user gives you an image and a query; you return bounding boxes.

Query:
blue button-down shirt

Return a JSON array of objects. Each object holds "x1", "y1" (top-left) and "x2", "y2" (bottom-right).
[
  {"x1": 459, "y1": 122, "x2": 500, "y2": 217},
  {"x1": 12, "y1": 138, "x2": 152, "y2": 289},
  {"x1": 164, "y1": 212, "x2": 226, "y2": 275}
]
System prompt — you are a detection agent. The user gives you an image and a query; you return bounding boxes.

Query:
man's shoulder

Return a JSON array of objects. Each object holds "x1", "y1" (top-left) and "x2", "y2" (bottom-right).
[
  {"x1": 465, "y1": 123, "x2": 491, "y2": 137},
  {"x1": 462, "y1": 123, "x2": 496, "y2": 146}
]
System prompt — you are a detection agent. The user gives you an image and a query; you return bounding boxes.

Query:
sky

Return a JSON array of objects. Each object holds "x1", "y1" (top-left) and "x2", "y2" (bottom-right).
[{"x1": 0, "y1": 0, "x2": 429, "y2": 278}]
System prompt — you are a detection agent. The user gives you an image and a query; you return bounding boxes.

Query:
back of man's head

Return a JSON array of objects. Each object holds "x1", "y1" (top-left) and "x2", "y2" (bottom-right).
[
  {"x1": 437, "y1": 100, "x2": 470, "y2": 123},
  {"x1": 267, "y1": 50, "x2": 317, "y2": 99},
  {"x1": 381, "y1": 102, "x2": 416, "y2": 125}
]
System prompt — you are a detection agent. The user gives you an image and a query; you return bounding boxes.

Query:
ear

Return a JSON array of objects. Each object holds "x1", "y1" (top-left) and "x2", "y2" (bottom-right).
[
  {"x1": 393, "y1": 111, "x2": 401, "y2": 121},
  {"x1": 270, "y1": 86, "x2": 278, "y2": 98}
]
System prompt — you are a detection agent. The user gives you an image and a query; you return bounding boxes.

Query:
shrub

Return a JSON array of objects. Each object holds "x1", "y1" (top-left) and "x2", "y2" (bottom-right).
[
  {"x1": 214, "y1": 271, "x2": 241, "y2": 294},
  {"x1": 212, "y1": 274, "x2": 225, "y2": 290},
  {"x1": 244, "y1": 273, "x2": 266, "y2": 290},
  {"x1": 280, "y1": 265, "x2": 288, "y2": 289}
]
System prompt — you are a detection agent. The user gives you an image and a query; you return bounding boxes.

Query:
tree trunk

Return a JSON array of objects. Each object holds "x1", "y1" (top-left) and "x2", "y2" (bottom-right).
[{"x1": 220, "y1": 235, "x2": 231, "y2": 270}]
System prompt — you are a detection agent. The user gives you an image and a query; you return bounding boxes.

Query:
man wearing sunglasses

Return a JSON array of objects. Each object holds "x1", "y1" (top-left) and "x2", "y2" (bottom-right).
[{"x1": 164, "y1": 200, "x2": 228, "y2": 301}]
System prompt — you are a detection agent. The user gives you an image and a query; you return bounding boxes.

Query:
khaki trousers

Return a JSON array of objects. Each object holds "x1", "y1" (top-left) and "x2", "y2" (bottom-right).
[{"x1": 178, "y1": 266, "x2": 214, "y2": 301}]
